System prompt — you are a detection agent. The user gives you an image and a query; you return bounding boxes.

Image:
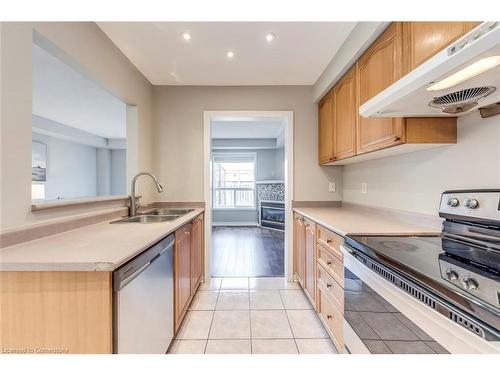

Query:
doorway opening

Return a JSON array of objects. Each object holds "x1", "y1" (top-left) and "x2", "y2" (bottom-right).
[{"x1": 203, "y1": 111, "x2": 294, "y2": 280}]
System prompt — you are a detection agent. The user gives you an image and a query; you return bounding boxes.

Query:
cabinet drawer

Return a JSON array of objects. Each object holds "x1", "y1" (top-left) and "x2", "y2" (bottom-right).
[
  {"x1": 317, "y1": 244, "x2": 344, "y2": 288},
  {"x1": 317, "y1": 282, "x2": 344, "y2": 352},
  {"x1": 316, "y1": 225, "x2": 343, "y2": 261},
  {"x1": 317, "y1": 264, "x2": 343, "y2": 312}
]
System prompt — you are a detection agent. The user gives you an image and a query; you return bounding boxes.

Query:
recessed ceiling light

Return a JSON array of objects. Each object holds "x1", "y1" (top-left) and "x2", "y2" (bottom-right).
[
  {"x1": 181, "y1": 32, "x2": 191, "y2": 41},
  {"x1": 265, "y1": 33, "x2": 275, "y2": 42},
  {"x1": 226, "y1": 51, "x2": 235, "y2": 59}
]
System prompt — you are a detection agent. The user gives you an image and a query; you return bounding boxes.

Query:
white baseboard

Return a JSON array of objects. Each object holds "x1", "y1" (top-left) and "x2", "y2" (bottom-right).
[{"x1": 212, "y1": 222, "x2": 259, "y2": 227}]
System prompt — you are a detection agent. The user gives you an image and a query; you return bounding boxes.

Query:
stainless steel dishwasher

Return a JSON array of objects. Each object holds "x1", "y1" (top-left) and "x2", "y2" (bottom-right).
[{"x1": 113, "y1": 234, "x2": 174, "y2": 354}]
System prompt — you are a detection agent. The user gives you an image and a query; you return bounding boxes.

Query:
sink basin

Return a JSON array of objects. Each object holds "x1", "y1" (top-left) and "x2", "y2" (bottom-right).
[
  {"x1": 111, "y1": 215, "x2": 180, "y2": 224},
  {"x1": 144, "y1": 208, "x2": 195, "y2": 216}
]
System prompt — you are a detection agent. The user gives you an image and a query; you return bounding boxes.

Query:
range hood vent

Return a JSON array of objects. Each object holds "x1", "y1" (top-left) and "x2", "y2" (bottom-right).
[{"x1": 428, "y1": 86, "x2": 496, "y2": 114}]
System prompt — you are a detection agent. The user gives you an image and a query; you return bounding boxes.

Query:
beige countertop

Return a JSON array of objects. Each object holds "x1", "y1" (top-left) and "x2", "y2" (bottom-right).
[
  {"x1": 293, "y1": 204, "x2": 443, "y2": 237},
  {"x1": 0, "y1": 208, "x2": 204, "y2": 272}
]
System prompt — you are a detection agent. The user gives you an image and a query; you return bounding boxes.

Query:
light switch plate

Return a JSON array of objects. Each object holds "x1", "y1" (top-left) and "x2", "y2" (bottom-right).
[
  {"x1": 329, "y1": 182, "x2": 336, "y2": 192},
  {"x1": 361, "y1": 182, "x2": 367, "y2": 194}
]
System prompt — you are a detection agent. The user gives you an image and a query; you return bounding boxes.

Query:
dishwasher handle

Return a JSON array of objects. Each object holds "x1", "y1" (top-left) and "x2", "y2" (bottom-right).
[{"x1": 113, "y1": 234, "x2": 175, "y2": 291}]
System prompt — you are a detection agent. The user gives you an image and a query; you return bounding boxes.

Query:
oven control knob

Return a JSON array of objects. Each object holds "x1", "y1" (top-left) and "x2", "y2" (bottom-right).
[
  {"x1": 447, "y1": 197, "x2": 460, "y2": 207},
  {"x1": 445, "y1": 270, "x2": 459, "y2": 281},
  {"x1": 462, "y1": 277, "x2": 479, "y2": 291},
  {"x1": 465, "y1": 199, "x2": 479, "y2": 209}
]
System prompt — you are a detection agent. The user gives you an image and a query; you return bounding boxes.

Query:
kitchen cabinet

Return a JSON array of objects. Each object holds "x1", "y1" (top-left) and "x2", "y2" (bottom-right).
[
  {"x1": 333, "y1": 66, "x2": 357, "y2": 160},
  {"x1": 174, "y1": 213, "x2": 205, "y2": 333},
  {"x1": 318, "y1": 92, "x2": 335, "y2": 163},
  {"x1": 356, "y1": 22, "x2": 406, "y2": 155},
  {"x1": 405, "y1": 22, "x2": 482, "y2": 70},
  {"x1": 294, "y1": 214, "x2": 317, "y2": 305},
  {"x1": 304, "y1": 218, "x2": 317, "y2": 305},
  {"x1": 190, "y1": 215, "x2": 204, "y2": 294},
  {"x1": 294, "y1": 214, "x2": 306, "y2": 287}
]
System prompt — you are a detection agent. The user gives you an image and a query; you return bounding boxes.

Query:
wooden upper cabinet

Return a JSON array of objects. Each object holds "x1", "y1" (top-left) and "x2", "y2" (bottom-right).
[
  {"x1": 174, "y1": 222, "x2": 192, "y2": 332},
  {"x1": 356, "y1": 22, "x2": 406, "y2": 155},
  {"x1": 318, "y1": 93, "x2": 335, "y2": 164},
  {"x1": 190, "y1": 215, "x2": 203, "y2": 295},
  {"x1": 406, "y1": 22, "x2": 481, "y2": 70},
  {"x1": 333, "y1": 67, "x2": 357, "y2": 160}
]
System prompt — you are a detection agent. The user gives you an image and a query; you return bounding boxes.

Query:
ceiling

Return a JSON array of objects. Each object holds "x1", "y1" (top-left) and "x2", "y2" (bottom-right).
[
  {"x1": 97, "y1": 22, "x2": 357, "y2": 85},
  {"x1": 32, "y1": 43, "x2": 127, "y2": 139}
]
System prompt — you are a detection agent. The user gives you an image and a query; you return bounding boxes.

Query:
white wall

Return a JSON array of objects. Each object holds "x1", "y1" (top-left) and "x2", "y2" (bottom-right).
[
  {"x1": 1, "y1": 22, "x2": 154, "y2": 230},
  {"x1": 153, "y1": 86, "x2": 343, "y2": 203},
  {"x1": 33, "y1": 133, "x2": 97, "y2": 200},
  {"x1": 342, "y1": 112, "x2": 500, "y2": 216},
  {"x1": 111, "y1": 149, "x2": 127, "y2": 196}
]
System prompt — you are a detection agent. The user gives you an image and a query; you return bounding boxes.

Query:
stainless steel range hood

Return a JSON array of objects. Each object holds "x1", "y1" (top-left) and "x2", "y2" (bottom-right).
[{"x1": 359, "y1": 22, "x2": 500, "y2": 118}]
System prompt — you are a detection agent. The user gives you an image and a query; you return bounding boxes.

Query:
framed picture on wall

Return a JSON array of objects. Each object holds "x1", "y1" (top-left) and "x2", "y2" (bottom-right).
[{"x1": 32, "y1": 141, "x2": 47, "y2": 182}]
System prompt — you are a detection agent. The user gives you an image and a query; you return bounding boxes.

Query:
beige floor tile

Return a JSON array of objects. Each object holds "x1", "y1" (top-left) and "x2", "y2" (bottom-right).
[
  {"x1": 189, "y1": 291, "x2": 219, "y2": 310},
  {"x1": 275, "y1": 278, "x2": 302, "y2": 290},
  {"x1": 295, "y1": 339, "x2": 337, "y2": 354},
  {"x1": 209, "y1": 310, "x2": 251, "y2": 339},
  {"x1": 199, "y1": 278, "x2": 222, "y2": 291},
  {"x1": 216, "y1": 290, "x2": 249, "y2": 310},
  {"x1": 205, "y1": 340, "x2": 251, "y2": 354},
  {"x1": 250, "y1": 290, "x2": 284, "y2": 310},
  {"x1": 252, "y1": 339, "x2": 298, "y2": 354},
  {"x1": 176, "y1": 310, "x2": 214, "y2": 340},
  {"x1": 249, "y1": 277, "x2": 279, "y2": 289},
  {"x1": 168, "y1": 340, "x2": 207, "y2": 354},
  {"x1": 286, "y1": 310, "x2": 329, "y2": 339},
  {"x1": 221, "y1": 277, "x2": 249, "y2": 289},
  {"x1": 250, "y1": 310, "x2": 293, "y2": 339},
  {"x1": 280, "y1": 290, "x2": 313, "y2": 309}
]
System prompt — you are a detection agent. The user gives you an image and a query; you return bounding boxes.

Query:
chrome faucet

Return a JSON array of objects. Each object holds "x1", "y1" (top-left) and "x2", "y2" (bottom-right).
[{"x1": 130, "y1": 172, "x2": 164, "y2": 217}]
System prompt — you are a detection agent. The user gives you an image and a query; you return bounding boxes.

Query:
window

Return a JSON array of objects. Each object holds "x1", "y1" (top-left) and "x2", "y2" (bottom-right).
[{"x1": 212, "y1": 153, "x2": 256, "y2": 209}]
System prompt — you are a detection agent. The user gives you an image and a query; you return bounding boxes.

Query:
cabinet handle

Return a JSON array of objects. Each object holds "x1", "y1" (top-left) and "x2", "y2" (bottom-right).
[
  {"x1": 394, "y1": 136, "x2": 401, "y2": 142},
  {"x1": 326, "y1": 239, "x2": 332, "y2": 244},
  {"x1": 191, "y1": 220, "x2": 196, "y2": 225},
  {"x1": 327, "y1": 314, "x2": 332, "y2": 319},
  {"x1": 327, "y1": 283, "x2": 332, "y2": 289},
  {"x1": 184, "y1": 232, "x2": 191, "y2": 235},
  {"x1": 326, "y1": 261, "x2": 332, "y2": 266}
]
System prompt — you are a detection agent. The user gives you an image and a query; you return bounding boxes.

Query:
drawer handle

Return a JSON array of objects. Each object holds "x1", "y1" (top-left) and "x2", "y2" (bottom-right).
[
  {"x1": 327, "y1": 314, "x2": 332, "y2": 319},
  {"x1": 326, "y1": 239, "x2": 332, "y2": 244},
  {"x1": 326, "y1": 261, "x2": 332, "y2": 266},
  {"x1": 185, "y1": 232, "x2": 191, "y2": 235},
  {"x1": 326, "y1": 283, "x2": 332, "y2": 288}
]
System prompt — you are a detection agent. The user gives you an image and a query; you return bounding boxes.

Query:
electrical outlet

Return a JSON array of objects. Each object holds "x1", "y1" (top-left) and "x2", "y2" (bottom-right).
[
  {"x1": 361, "y1": 182, "x2": 367, "y2": 194},
  {"x1": 329, "y1": 182, "x2": 336, "y2": 192}
]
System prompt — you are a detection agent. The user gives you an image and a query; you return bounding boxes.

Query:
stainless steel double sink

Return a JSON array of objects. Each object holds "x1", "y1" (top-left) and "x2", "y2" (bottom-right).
[{"x1": 110, "y1": 208, "x2": 194, "y2": 224}]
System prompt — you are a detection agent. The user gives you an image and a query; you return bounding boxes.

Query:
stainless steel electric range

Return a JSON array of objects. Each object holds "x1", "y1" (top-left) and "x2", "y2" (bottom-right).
[{"x1": 344, "y1": 190, "x2": 500, "y2": 347}]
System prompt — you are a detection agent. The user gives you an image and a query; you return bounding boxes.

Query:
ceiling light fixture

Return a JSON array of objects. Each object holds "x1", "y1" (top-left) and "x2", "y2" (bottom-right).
[
  {"x1": 426, "y1": 56, "x2": 500, "y2": 91},
  {"x1": 226, "y1": 51, "x2": 235, "y2": 59},
  {"x1": 265, "y1": 33, "x2": 275, "y2": 42},
  {"x1": 181, "y1": 32, "x2": 191, "y2": 41}
]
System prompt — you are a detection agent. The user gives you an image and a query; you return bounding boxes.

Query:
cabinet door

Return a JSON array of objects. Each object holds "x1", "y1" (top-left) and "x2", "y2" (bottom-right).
[
  {"x1": 356, "y1": 22, "x2": 405, "y2": 155},
  {"x1": 294, "y1": 215, "x2": 305, "y2": 286},
  {"x1": 190, "y1": 215, "x2": 203, "y2": 294},
  {"x1": 174, "y1": 222, "x2": 192, "y2": 332},
  {"x1": 407, "y1": 22, "x2": 472, "y2": 70},
  {"x1": 333, "y1": 67, "x2": 357, "y2": 160},
  {"x1": 304, "y1": 218, "x2": 316, "y2": 305},
  {"x1": 318, "y1": 93, "x2": 335, "y2": 164}
]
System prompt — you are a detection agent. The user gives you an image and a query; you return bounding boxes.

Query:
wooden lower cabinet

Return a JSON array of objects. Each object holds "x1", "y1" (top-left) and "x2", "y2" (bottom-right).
[
  {"x1": 303, "y1": 218, "x2": 317, "y2": 305},
  {"x1": 0, "y1": 271, "x2": 113, "y2": 354},
  {"x1": 174, "y1": 213, "x2": 204, "y2": 333},
  {"x1": 294, "y1": 216, "x2": 345, "y2": 353},
  {"x1": 293, "y1": 214, "x2": 306, "y2": 286}
]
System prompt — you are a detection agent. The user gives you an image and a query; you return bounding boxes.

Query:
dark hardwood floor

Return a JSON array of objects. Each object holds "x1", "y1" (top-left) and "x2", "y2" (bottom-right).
[{"x1": 211, "y1": 226, "x2": 284, "y2": 277}]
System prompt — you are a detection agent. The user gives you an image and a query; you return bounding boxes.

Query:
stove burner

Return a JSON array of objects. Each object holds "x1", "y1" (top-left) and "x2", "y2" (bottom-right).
[{"x1": 379, "y1": 240, "x2": 418, "y2": 252}]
